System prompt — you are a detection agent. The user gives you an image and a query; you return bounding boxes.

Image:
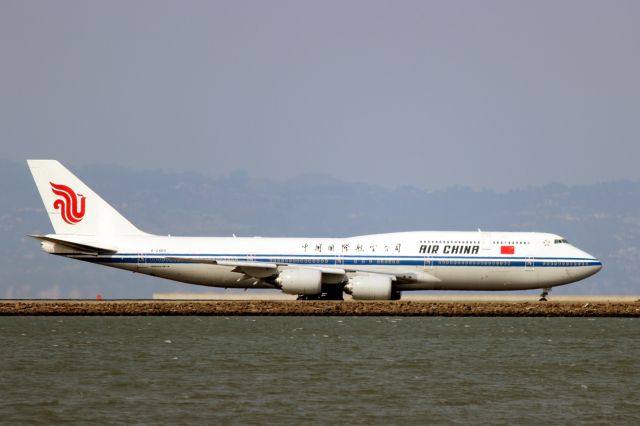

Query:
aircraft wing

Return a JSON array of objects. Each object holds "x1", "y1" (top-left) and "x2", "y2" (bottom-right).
[
  {"x1": 166, "y1": 257, "x2": 348, "y2": 279},
  {"x1": 166, "y1": 257, "x2": 279, "y2": 279},
  {"x1": 30, "y1": 235, "x2": 117, "y2": 255},
  {"x1": 165, "y1": 256, "x2": 425, "y2": 283}
]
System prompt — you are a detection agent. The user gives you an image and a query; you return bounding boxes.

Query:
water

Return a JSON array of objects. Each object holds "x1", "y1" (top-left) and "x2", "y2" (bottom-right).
[{"x1": 0, "y1": 317, "x2": 638, "y2": 425}]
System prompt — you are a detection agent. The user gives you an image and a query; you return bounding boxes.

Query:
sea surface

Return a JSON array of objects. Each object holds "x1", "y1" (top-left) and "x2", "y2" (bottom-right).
[{"x1": 0, "y1": 317, "x2": 638, "y2": 425}]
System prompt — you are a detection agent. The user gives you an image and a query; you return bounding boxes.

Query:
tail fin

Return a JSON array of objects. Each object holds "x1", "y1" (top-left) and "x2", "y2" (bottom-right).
[{"x1": 27, "y1": 160, "x2": 146, "y2": 236}]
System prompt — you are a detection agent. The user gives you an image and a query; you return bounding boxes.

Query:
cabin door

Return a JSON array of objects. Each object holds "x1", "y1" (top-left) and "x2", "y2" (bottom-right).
[
  {"x1": 480, "y1": 232, "x2": 492, "y2": 253},
  {"x1": 524, "y1": 257, "x2": 535, "y2": 271},
  {"x1": 424, "y1": 257, "x2": 434, "y2": 271},
  {"x1": 137, "y1": 253, "x2": 148, "y2": 270}
]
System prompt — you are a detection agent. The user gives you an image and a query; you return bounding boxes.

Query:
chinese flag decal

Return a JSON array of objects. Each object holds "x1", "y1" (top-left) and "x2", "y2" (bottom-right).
[{"x1": 501, "y1": 245, "x2": 515, "y2": 255}]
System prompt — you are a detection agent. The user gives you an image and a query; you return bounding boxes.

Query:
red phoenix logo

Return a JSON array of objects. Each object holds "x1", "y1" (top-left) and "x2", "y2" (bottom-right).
[{"x1": 50, "y1": 182, "x2": 86, "y2": 224}]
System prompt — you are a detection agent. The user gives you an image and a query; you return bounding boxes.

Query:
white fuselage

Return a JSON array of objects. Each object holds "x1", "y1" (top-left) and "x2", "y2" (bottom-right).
[{"x1": 63, "y1": 230, "x2": 602, "y2": 292}]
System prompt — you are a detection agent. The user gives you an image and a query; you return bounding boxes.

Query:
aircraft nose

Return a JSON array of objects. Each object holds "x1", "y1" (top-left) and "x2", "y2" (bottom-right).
[
  {"x1": 573, "y1": 261, "x2": 600, "y2": 281},
  {"x1": 574, "y1": 247, "x2": 602, "y2": 278},
  {"x1": 592, "y1": 260, "x2": 603, "y2": 273},
  {"x1": 583, "y1": 253, "x2": 603, "y2": 278}
]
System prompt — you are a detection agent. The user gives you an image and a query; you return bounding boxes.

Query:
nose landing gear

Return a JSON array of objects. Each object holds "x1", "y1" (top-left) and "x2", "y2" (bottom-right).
[{"x1": 539, "y1": 287, "x2": 550, "y2": 302}]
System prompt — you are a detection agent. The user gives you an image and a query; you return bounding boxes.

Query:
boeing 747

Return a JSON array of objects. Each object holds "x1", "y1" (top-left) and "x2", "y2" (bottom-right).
[{"x1": 28, "y1": 160, "x2": 602, "y2": 301}]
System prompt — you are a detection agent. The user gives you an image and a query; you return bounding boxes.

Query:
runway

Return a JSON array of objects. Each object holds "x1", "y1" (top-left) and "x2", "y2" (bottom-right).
[{"x1": 1, "y1": 299, "x2": 639, "y2": 316}]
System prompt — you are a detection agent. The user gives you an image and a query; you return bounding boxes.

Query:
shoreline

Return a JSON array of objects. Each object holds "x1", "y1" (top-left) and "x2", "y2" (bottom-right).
[{"x1": 1, "y1": 300, "x2": 639, "y2": 317}]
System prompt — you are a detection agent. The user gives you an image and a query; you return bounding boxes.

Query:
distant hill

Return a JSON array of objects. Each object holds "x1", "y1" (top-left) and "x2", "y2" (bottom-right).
[{"x1": 1, "y1": 158, "x2": 638, "y2": 298}]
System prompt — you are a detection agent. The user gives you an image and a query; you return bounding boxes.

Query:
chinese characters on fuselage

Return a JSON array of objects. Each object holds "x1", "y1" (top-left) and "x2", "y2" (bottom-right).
[{"x1": 302, "y1": 242, "x2": 402, "y2": 253}]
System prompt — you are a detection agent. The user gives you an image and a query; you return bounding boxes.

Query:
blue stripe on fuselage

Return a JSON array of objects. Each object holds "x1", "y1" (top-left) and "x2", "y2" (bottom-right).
[{"x1": 73, "y1": 253, "x2": 602, "y2": 268}]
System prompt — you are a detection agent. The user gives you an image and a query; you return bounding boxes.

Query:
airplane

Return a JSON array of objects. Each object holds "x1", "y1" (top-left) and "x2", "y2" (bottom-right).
[{"x1": 27, "y1": 160, "x2": 602, "y2": 301}]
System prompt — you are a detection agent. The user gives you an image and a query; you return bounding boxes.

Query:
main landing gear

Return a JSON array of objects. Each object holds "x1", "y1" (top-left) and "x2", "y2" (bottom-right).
[
  {"x1": 297, "y1": 287, "x2": 344, "y2": 301},
  {"x1": 539, "y1": 287, "x2": 551, "y2": 302}
]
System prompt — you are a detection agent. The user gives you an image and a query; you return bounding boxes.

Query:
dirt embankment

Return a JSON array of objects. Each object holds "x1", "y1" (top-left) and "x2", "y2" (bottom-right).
[{"x1": 1, "y1": 300, "x2": 639, "y2": 317}]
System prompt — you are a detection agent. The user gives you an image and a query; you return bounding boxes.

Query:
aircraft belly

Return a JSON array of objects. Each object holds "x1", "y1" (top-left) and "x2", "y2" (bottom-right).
[
  {"x1": 412, "y1": 267, "x2": 542, "y2": 291},
  {"x1": 134, "y1": 263, "x2": 272, "y2": 288},
  {"x1": 93, "y1": 261, "x2": 137, "y2": 274},
  {"x1": 537, "y1": 267, "x2": 581, "y2": 287}
]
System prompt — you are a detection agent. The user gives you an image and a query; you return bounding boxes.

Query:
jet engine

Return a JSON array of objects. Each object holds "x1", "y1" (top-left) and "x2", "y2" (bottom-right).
[
  {"x1": 344, "y1": 275, "x2": 395, "y2": 300},
  {"x1": 275, "y1": 269, "x2": 322, "y2": 295}
]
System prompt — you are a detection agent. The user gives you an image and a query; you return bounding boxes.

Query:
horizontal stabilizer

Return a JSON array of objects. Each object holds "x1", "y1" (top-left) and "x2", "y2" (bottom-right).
[{"x1": 30, "y1": 235, "x2": 117, "y2": 255}]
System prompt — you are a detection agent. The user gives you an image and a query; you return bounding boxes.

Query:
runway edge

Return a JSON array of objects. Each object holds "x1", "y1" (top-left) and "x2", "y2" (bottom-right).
[{"x1": 1, "y1": 300, "x2": 639, "y2": 317}]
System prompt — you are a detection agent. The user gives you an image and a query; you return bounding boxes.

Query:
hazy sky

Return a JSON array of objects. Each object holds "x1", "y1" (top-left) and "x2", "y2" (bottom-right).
[{"x1": 1, "y1": 0, "x2": 638, "y2": 190}]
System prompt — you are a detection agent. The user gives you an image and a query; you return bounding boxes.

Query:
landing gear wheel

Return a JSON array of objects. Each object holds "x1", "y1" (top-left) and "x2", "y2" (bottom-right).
[
  {"x1": 323, "y1": 288, "x2": 345, "y2": 301},
  {"x1": 297, "y1": 294, "x2": 321, "y2": 301},
  {"x1": 296, "y1": 289, "x2": 344, "y2": 301},
  {"x1": 539, "y1": 288, "x2": 550, "y2": 302}
]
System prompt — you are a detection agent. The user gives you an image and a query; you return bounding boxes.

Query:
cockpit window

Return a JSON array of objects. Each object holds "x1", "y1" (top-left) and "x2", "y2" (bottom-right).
[{"x1": 554, "y1": 239, "x2": 569, "y2": 244}]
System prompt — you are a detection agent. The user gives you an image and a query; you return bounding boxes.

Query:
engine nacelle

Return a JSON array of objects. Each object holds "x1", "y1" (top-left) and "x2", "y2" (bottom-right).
[
  {"x1": 275, "y1": 268, "x2": 322, "y2": 295},
  {"x1": 344, "y1": 275, "x2": 394, "y2": 300}
]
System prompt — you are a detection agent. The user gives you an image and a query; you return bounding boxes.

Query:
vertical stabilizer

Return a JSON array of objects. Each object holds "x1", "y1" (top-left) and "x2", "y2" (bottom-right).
[{"x1": 27, "y1": 160, "x2": 146, "y2": 236}]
